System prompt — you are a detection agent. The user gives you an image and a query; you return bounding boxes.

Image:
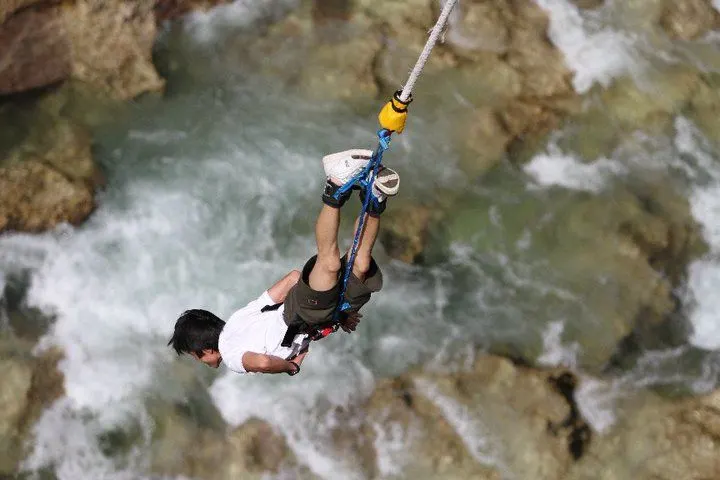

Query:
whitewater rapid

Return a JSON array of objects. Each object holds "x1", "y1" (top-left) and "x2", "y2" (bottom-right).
[{"x1": 1, "y1": 0, "x2": 719, "y2": 478}]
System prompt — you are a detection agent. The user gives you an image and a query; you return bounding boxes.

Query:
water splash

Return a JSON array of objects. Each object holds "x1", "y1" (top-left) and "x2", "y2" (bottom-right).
[
  {"x1": 524, "y1": 142, "x2": 627, "y2": 193},
  {"x1": 534, "y1": 0, "x2": 648, "y2": 93},
  {"x1": 673, "y1": 117, "x2": 720, "y2": 350},
  {"x1": 414, "y1": 378, "x2": 506, "y2": 472},
  {"x1": 179, "y1": 0, "x2": 298, "y2": 44},
  {"x1": 537, "y1": 321, "x2": 580, "y2": 368}
]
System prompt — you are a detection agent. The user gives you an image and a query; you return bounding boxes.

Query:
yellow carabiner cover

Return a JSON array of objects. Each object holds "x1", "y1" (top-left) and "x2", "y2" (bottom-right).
[{"x1": 378, "y1": 92, "x2": 411, "y2": 133}]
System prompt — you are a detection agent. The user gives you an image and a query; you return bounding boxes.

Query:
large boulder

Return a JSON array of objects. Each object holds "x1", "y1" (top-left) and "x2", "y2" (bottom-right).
[
  {"x1": 372, "y1": 0, "x2": 579, "y2": 178},
  {"x1": 568, "y1": 386, "x2": 720, "y2": 479},
  {"x1": 239, "y1": 0, "x2": 578, "y2": 180},
  {"x1": 597, "y1": 66, "x2": 702, "y2": 132},
  {"x1": 356, "y1": 0, "x2": 454, "y2": 92},
  {"x1": 0, "y1": 160, "x2": 95, "y2": 233},
  {"x1": 243, "y1": 3, "x2": 383, "y2": 100},
  {"x1": 154, "y1": 0, "x2": 232, "y2": 24},
  {"x1": 0, "y1": 355, "x2": 33, "y2": 474},
  {"x1": 0, "y1": 0, "x2": 45, "y2": 23},
  {"x1": 311, "y1": 0, "x2": 352, "y2": 24},
  {"x1": 0, "y1": 4, "x2": 71, "y2": 94},
  {"x1": 443, "y1": 0, "x2": 580, "y2": 177},
  {"x1": 659, "y1": 0, "x2": 720, "y2": 40},
  {"x1": 151, "y1": 412, "x2": 294, "y2": 479},
  {"x1": 0, "y1": 0, "x2": 163, "y2": 99},
  {"x1": 60, "y1": 0, "x2": 164, "y2": 100},
  {"x1": 130, "y1": 353, "x2": 720, "y2": 479},
  {"x1": 145, "y1": 362, "x2": 303, "y2": 479},
  {"x1": 0, "y1": 93, "x2": 102, "y2": 234},
  {"x1": 361, "y1": 355, "x2": 579, "y2": 480},
  {"x1": 689, "y1": 72, "x2": 720, "y2": 145},
  {"x1": 150, "y1": 355, "x2": 580, "y2": 480}
]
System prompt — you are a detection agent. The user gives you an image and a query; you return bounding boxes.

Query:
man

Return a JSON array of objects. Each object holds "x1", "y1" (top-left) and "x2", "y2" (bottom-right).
[{"x1": 167, "y1": 149, "x2": 400, "y2": 376}]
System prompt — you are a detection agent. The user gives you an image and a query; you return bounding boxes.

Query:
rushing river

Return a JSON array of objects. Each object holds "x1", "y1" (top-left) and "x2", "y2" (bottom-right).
[{"x1": 1, "y1": 0, "x2": 720, "y2": 478}]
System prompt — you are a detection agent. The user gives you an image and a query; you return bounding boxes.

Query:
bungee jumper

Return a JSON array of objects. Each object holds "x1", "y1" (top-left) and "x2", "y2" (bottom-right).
[{"x1": 168, "y1": 0, "x2": 459, "y2": 376}]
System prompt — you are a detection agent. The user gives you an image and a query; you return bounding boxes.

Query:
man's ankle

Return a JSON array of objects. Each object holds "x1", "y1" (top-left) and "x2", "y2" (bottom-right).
[{"x1": 322, "y1": 178, "x2": 353, "y2": 208}]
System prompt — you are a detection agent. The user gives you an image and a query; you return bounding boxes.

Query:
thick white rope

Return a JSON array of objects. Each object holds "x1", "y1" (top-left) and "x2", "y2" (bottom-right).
[{"x1": 399, "y1": 0, "x2": 459, "y2": 103}]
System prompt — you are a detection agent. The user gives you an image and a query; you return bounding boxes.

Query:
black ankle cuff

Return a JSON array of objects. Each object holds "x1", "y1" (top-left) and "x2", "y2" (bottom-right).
[
  {"x1": 359, "y1": 188, "x2": 386, "y2": 216},
  {"x1": 322, "y1": 179, "x2": 352, "y2": 208}
]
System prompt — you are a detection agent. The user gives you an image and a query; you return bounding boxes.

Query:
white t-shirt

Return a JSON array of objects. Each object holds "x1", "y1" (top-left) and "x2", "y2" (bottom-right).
[{"x1": 218, "y1": 291, "x2": 297, "y2": 374}]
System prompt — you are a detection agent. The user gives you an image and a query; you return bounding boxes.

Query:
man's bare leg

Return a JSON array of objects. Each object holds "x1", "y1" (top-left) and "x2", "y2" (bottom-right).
[
  {"x1": 349, "y1": 214, "x2": 380, "y2": 282},
  {"x1": 308, "y1": 205, "x2": 342, "y2": 291}
]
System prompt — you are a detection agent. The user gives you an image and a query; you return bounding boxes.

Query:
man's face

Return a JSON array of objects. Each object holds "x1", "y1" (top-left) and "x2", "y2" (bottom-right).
[{"x1": 191, "y1": 349, "x2": 222, "y2": 368}]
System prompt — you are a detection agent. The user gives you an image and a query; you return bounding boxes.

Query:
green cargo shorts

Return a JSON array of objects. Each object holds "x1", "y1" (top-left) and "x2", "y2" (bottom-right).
[{"x1": 283, "y1": 254, "x2": 383, "y2": 330}]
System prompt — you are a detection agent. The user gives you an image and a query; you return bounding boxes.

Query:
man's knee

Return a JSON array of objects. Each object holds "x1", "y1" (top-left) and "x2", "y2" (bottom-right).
[
  {"x1": 352, "y1": 256, "x2": 372, "y2": 277},
  {"x1": 309, "y1": 255, "x2": 342, "y2": 292},
  {"x1": 315, "y1": 255, "x2": 342, "y2": 277},
  {"x1": 347, "y1": 256, "x2": 383, "y2": 294}
]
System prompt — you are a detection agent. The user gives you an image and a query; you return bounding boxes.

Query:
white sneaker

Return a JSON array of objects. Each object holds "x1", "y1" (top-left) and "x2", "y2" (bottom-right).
[
  {"x1": 361, "y1": 167, "x2": 400, "y2": 216},
  {"x1": 322, "y1": 149, "x2": 374, "y2": 186},
  {"x1": 372, "y1": 167, "x2": 400, "y2": 199}
]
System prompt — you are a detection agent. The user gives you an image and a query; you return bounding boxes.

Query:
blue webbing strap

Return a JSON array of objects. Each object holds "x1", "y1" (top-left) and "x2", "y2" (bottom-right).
[
  {"x1": 332, "y1": 129, "x2": 392, "y2": 320},
  {"x1": 285, "y1": 129, "x2": 393, "y2": 358}
]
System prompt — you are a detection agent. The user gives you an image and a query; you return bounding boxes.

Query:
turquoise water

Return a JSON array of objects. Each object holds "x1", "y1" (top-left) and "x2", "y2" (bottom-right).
[{"x1": 1, "y1": 1, "x2": 720, "y2": 478}]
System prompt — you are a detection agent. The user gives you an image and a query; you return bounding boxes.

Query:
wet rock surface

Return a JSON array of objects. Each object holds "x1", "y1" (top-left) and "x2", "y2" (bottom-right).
[
  {"x1": 0, "y1": 337, "x2": 64, "y2": 476},
  {"x1": 154, "y1": 0, "x2": 231, "y2": 24},
  {"x1": 567, "y1": 385, "x2": 720, "y2": 480},
  {"x1": 0, "y1": 0, "x2": 163, "y2": 99},
  {"x1": 2, "y1": 0, "x2": 720, "y2": 479},
  {"x1": 0, "y1": 89, "x2": 104, "y2": 234},
  {"x1": 659, "y1": 0, "x2": 720, "y2": 40},
  {"x1": 151, "y1": 409, "x2": 300, "y2": 480},
  {"x1": 148, "y1": 355, "x2": 720, "y2": 480},
  {"x1": 0, "y1": 4, "x2": 71, "y2": 95}
]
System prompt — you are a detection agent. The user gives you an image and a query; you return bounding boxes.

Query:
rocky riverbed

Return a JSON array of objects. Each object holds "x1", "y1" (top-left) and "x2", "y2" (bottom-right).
[{"x1": 2, "y1": 0, "x2": 720, "y2": 478}]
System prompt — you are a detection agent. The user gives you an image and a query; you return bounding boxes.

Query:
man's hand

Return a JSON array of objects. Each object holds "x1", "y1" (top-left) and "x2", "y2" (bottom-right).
[
  {"x1": 339, "y1": 311, "x2": 362, "y2": 333},
  {"x1": 291, "y1": 350, "x2": 309, "y2": 365}
]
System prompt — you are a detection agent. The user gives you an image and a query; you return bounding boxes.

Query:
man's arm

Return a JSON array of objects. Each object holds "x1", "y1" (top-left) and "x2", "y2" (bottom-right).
[
  {"x1": 267, "y1": 270, "x2": 301, "y2": 304},
  {"x1": 242, "y1": 352, "x2": 300, "y2": 374}
]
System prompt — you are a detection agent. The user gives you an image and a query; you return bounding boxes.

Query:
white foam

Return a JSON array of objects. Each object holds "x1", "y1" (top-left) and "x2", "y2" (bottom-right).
[
  {"x1": 674, "y1": 116, "x2": 720, "y2": 182},
  {"x1": 371, "y1": 418, "x2": 415, "y2": 477},
  {"x1": 691, "y1": 185, "x2": 720, "y2": 249},
  {"x1": 534, "y1": 0, "x2": 642, "y2": 93},
  {"x1": 573, "y1": 376, "x2": 618, "y2": 434},
  {"x1": 714, "y1": 0, "x2": 720, "y2": 14},
  {"x1": 414, "y1": 378, "x2": 503, "y2": 469},
  {"x1": 524, "y1": 144, "x2": 626, "y2": 192},
  {"x1": 687, "y1": 255, "x2": 720, "y2": 349},
  {"x1": 181, "y1": 0, "x2": 297, "y2": 44},
  {"x1": 0, "y1": 271, "x2": 6, "y2": 331},
  {"x1": 127, "y1": 129, "x2": 188, "y2": 144},
  {"x1": 23, "y1": 398, "x2": 153, "y2": 480},
  {"x1": 537, "y1": 321, "x2": 579, "y2": 368},
  {"x1": 575, "y1": 345, "x2": 714, "y2": 434},
  {"x1": 674, "y1": 118, "x2": 720, "y2": 350}
]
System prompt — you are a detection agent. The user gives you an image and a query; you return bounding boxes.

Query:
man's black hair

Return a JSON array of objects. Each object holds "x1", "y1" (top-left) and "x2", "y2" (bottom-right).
[{"x1": 168, "y1": 309, "x2": 226, "y2": 356}]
